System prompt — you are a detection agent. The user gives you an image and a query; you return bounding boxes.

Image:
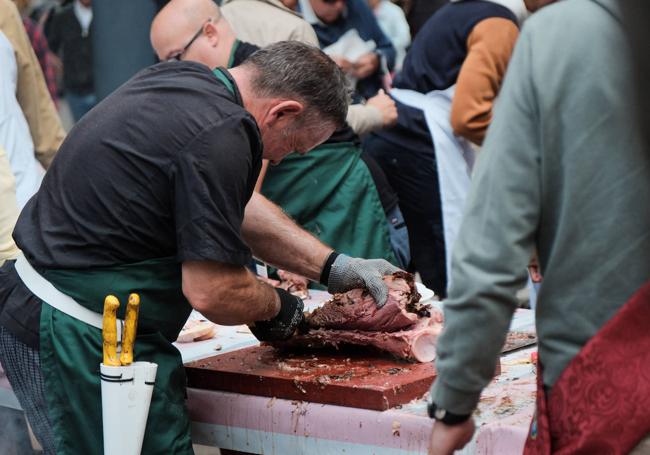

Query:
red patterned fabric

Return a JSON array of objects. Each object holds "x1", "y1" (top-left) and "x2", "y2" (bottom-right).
[
  {"x1": 525, "y1": 280, "x2": 650, "y2": 455},
  {"x1": 22, "y1": 17, "x2": 58, "y2": 104}
]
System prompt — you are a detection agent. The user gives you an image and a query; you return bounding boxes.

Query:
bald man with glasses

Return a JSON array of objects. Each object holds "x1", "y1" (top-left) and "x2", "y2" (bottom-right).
[
  {"x1": 168, "y1": 16, "x2": 214, "y2": 61},
  {"x1": 151, "y1": 0, "x2": 240, "y2": 65}
]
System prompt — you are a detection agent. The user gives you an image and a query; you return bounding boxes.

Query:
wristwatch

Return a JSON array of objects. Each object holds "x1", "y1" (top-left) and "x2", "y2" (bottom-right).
[{"x1": 427, "y1": 400, "x2": 471, "y2": 425}]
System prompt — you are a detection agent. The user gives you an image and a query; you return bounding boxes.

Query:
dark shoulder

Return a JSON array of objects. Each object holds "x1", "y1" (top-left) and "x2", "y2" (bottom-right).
[
  {"x1": 414, "y1": 0, "x2": 517, "y2": 45},
  {"x1": 126, "y1": 61, "x2": 241, "y2": 106},
  {"x1": 232, "y1": 41, "x2": 259, "y2": 67},
  {"x1": 449, "y1": 1, "x2": 517, "y2": 26},
  {"x1": 65, "y1": 61, "x2": 257, "y2": 163},
  {"x1": 52, "y1": 3, "x2": 75, "y2": 22},
  {"x1": 346, "y1": 0, "x2": 375, "y2": 19}
]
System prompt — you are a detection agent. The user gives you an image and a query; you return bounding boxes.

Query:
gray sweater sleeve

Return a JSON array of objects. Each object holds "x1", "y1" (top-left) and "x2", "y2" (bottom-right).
[{"x1": 430, "y1": 28, "x2": 541, "y2": 414}]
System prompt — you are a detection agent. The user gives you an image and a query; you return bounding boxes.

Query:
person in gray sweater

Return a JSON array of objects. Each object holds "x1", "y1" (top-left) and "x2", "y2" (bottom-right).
[{"x1": 426, "y1": 0, "x2": 650, "y2": 453}]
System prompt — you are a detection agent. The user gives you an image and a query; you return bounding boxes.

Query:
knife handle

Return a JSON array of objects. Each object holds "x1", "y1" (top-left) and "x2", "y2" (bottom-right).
[
  {"x1": 119, "y1": 293, "x2": 140, "y2": 366},
  {"x1": 102, "y1": 295, "x2": 121, "y2": 366}
]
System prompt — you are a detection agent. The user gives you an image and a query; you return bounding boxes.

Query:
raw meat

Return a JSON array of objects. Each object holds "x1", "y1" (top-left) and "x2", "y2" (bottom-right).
[
  {"x1": 307, "y1": 271, "x2": 430, "y2": 332},
  {"x1": 272, "y1": 272, "x2": 443, "y2": 362}
]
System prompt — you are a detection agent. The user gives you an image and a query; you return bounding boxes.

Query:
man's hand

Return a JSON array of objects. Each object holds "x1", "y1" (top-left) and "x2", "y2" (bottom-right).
[
  {"x1": 366, "y1": 89, "x2": 398, "y2": 127},
  {"x1": 528, "y1": 253, "x2": 543, "y2": 283},
  {"x1": 248, "y1": 289, "x2": 305, "y2": 342},
  {"x1": 428, "y1": 418, "x2": 476, "y2": 455},
  {"x1": 352, "y1": 52, "x2": 380, "y2": 79},
  {"x1": 331, "y1": 55, "x2": 353, "y2": 73},
  {"x1": 327, "y1": 254, "x2": 399, "y2": 307}
]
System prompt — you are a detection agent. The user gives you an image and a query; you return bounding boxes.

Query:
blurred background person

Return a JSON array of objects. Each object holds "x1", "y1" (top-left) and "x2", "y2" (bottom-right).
[
  {"x1": 0, "y1": 0, "x2": 65, "y2": 169},
  {"x1": 367, "y1": 0, "x2": 410, "y2": 70},
  {"x1": 401, "y1": 0, "x2": 447, "y2": 37},
  {"x1": 0, "y1": 145, "x2": 19, "y2": 265},
  {"x1": 299, "y1": 0, "x2": 396, "y2": 101},
  {"x1": 0, "y1": 29, "x2": 45, "y2": 208},
  {"x1": 46, "y1": 0, "x2": 95, "y2": 121},
  {"x1": 221, "y1": 0, "x2": 319, "y2": 46},
  {"x1": 224, "y1": 0, "x2": 396, "y2": 136},
  {"x1": 426, "y1": 1, "x2": 649, "y2": 453},
  {"x1": 364, "y1": 0, "x2": 527, "y2": 297},
  {"x1": 12, "y1": 0, "x2": 58, "y2": 104}
]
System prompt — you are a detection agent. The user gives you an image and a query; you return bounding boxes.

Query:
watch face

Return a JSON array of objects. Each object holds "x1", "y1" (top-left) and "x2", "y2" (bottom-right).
[{"x1": 434, "y1": 408, "x2": 447, "y2": 420}]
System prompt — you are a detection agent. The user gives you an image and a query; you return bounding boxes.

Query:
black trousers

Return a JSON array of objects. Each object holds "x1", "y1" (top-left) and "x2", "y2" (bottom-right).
[{"x1": 363, "y1": 134, "x2": 447, "y2": 297}]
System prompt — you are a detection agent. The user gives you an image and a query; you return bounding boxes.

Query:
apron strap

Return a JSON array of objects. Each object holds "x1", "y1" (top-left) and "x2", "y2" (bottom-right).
[{"x1": 15, "y1": 253, "x2": 123, "y2": 336}]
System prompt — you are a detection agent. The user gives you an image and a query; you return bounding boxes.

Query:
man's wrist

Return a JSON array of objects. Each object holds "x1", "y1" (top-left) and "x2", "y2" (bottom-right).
[
  {"x1": 430, "y1": 377, "x2": 482, "y2": 415},
  {"x1": 319, "y1": 251, "x2": 340, "y2": 286},
  {"x1": 427, "y1": 401, "x2": 471, "y2": 426}
]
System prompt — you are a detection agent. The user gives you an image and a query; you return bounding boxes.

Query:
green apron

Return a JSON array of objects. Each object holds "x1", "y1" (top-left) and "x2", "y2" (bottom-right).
[
  {"x1": 262, "y1": 142, "x2": 397, "y2": 264},
  {"x1": 38, "y1": 68, "x2": 240, "y2": 454},
  {"x1": 39, "y1": 257, "x2": 193, "y2": 454}
]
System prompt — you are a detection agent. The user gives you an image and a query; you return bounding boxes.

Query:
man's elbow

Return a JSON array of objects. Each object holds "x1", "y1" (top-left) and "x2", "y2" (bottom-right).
[
  {"x1": 184, "y1": 288, "x2": 242, "y2": 326},
  {"x1": 451, "y1": 111, "x2": 488, "y2": 146},
  {"x1": 184, "y1": 285, "x2": 214, "y2": 317}
]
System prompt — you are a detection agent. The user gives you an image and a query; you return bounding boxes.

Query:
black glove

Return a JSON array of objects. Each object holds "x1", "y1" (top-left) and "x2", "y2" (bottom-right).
[
  {"x1": 324, "y1": 253, "x2": 399, "y2": 307},
  {"x1": 248, "y1": 288, "x2": 305, "y2": 342}
]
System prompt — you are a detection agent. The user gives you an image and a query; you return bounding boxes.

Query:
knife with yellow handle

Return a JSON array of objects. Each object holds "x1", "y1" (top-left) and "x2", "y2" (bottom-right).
[
  {"x1": 102, "y1": 295, "x2": 121, "y2": 366},
  {"x1": 119, "y1": 293, "x2": 140, "y2": 366}
]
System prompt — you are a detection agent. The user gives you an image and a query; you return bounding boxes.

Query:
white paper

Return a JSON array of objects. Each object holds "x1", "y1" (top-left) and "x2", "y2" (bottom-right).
[{"x1": 322, "y1": 29, "x2": 376, "y2": 63}]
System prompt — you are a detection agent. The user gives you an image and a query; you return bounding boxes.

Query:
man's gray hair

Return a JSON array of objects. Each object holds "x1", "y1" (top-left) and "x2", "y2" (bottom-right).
[{"x1": 242, "y1": 41, "x2": 350, "y2": 128}]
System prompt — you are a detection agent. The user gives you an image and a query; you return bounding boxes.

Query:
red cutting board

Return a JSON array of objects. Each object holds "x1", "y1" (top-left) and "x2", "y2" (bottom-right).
[{"x1": 185, "y1": 345, "x2": 437, "y2": 410}]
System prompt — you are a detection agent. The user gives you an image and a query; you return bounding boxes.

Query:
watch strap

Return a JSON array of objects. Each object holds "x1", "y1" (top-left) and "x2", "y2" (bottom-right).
[{"x1": 427, "y1": 401, "x2": 471, "y2": 425}]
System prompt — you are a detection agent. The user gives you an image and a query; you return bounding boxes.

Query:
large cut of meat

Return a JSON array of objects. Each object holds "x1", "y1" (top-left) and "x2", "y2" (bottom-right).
[
  {"x1": 307, "y1": 271, "x2": 426, "y2": 332},
  {"x1": 272, "y1": 272, "x2": 443, "y2": 362}
]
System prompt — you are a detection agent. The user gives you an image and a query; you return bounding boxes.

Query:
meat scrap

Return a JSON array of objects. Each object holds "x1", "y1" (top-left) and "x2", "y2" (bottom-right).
[
  {"x1": 277, "y1": 270, "x2": 310, "y2": 300},
  {"x1": 176, "y1": 320, "x2": 217, "y2": 343},
  {"x1": 256, "y1": 270, "x2": 311, "y2": 299},
  {"x1": 272, "y1": 272, "x2": 443, "y2": 363}
]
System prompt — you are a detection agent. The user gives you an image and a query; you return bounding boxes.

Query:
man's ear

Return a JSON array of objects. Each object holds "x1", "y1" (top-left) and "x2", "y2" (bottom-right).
[
  {"x1": 265, "y1": 100, "x2": 305, "y2": 127},
  {"x1": 204, "y1": 22, "x2": 219, "y2": 46}
]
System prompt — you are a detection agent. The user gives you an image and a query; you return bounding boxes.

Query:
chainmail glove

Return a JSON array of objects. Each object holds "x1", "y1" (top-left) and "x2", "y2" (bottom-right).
[
  {"x1": 248, "y1": 289, "x2": 305, "y2": 342},
  {"x1": 327, "y1": 254, "x2": 399, "y2": 307}
]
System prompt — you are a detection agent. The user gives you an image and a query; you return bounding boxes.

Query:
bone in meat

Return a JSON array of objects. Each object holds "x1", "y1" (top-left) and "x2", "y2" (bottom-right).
[{"x1": 277, "y1": 317, "x2": 442, "y2": 362}]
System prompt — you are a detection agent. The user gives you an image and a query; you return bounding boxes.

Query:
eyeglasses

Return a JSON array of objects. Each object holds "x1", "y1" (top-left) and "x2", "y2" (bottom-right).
[
  {"x1": 167, "y1": 17, "x2": 214, "y2": 61},
  {"x1": 321, "y1": 0, "x2": 345, "y2": 4}
]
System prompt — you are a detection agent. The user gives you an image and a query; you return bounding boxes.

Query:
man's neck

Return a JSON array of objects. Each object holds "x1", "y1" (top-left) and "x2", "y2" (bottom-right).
[{"x1": 228, "y1": 66, "x2": 268, "y2": 125}]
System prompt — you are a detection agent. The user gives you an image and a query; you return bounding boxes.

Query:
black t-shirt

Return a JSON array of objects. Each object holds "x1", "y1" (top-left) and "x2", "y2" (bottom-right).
[{"x1": 2, "y1": 61, "x2": 263, "y2": 347}]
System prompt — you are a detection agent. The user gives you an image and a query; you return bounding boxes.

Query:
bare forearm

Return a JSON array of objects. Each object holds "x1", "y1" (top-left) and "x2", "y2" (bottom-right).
[
  {"x1": 182, "y1": 261, "x2": 280, "y2": 325},
  {"x1": 242, "y1": 192, "x2": 332, "y2": 282},
  {"x1": 254, "y1": 160, "x2": 270, "y2": 192}
]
